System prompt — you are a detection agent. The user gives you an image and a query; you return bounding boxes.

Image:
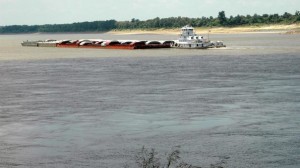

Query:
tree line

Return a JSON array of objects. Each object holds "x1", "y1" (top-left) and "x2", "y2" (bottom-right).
[{"x1": 1, "y1": 11, "x2": 299, "y2": 34}]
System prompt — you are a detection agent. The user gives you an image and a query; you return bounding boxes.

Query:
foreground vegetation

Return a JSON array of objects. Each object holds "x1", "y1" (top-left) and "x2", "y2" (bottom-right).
[
  {"x1": 125, "y1": 146, "x2": 226, "y2": 168},
  {"x1": 0, "y1": 11, "x2": 300, "y2": 34}
]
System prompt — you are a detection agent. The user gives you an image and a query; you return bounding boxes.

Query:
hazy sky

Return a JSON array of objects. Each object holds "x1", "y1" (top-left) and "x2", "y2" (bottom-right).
[{"x1": 0, "y1": 0, "x2": 299, "y2": 26}]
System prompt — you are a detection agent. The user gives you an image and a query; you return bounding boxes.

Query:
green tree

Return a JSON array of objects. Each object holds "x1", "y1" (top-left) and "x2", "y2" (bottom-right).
[
  {"x1": 296, "y1": 11, "x2": 300, "y2": 21},
  {"x1": 218, "y1": 11, "x2": 227, "y2": 26}
]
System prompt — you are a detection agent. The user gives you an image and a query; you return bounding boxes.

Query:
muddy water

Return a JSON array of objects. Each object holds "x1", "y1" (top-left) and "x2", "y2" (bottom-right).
[{"x1": 0, "y1": 33, "x2": 300, "y2": 167}]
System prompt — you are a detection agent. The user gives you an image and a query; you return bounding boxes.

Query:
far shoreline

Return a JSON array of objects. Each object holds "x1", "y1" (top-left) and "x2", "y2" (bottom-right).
[
  {"x1": 1, "y1": 24, "x2": 299, "y2": 36},
  {"x1": 108, "y1": 24, "x2": 300, "y2": 35}
]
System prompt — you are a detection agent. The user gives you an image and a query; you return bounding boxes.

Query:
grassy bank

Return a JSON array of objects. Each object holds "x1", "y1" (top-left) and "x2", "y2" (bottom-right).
[{"x1": 108, "y1": 24, "x2": 300, "y2": 35}]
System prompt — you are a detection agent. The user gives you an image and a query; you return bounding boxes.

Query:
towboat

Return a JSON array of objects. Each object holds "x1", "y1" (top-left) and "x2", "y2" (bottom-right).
[{"x1": 171, "y1": 25, "x2": 226, "y2": 49}]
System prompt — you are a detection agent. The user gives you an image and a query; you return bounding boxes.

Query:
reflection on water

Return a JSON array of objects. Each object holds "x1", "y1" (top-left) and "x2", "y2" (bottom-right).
[{"x1": 0, "y1": 33, "x2": 300, "y2": 167}]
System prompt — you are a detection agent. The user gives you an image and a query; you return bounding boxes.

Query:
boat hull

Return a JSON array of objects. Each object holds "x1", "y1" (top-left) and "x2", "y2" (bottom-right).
[
  {"x1": 170, "y1": 43, "x2": 209, "y2": 49},
  {"x1": 171, "y1": 46, "x2": 208, "y2": 49},
  {"x1": 57, "y1": 44, "x2": 170, "y2": 50}
]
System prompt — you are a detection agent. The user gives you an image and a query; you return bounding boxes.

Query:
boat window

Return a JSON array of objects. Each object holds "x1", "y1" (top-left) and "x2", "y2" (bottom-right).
[{"x1": 191, "y1": 36, "x2": 194, "y2": 39}]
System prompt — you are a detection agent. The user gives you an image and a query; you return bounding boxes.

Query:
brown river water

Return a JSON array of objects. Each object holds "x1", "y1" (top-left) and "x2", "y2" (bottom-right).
[{"x1": 0, "y1": 33, "x2": 300, "y2": 167}]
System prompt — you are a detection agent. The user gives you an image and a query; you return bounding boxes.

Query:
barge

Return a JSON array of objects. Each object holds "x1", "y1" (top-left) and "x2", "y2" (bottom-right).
[
  {"x1": 21, "y1": 26, "x2": 226, "y2": 50},
  {"x1": 21, "y1": 39, "x2": 172, "y2": 50}
]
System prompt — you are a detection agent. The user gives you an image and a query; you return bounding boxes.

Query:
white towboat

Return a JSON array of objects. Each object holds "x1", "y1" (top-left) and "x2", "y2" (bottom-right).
[{"x1": 171, "y1": 25, "x2": 226, "y2": 49}]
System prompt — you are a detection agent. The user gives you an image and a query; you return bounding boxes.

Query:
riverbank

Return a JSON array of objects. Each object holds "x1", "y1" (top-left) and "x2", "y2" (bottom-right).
[{"x1": 108, "y1": 24, "x2": 300, "y2": 35}]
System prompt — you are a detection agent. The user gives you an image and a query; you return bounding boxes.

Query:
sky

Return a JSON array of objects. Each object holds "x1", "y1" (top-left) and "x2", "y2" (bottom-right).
[{"x1": 0, "y1": 0, "x2": 299, "y2": 26}]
